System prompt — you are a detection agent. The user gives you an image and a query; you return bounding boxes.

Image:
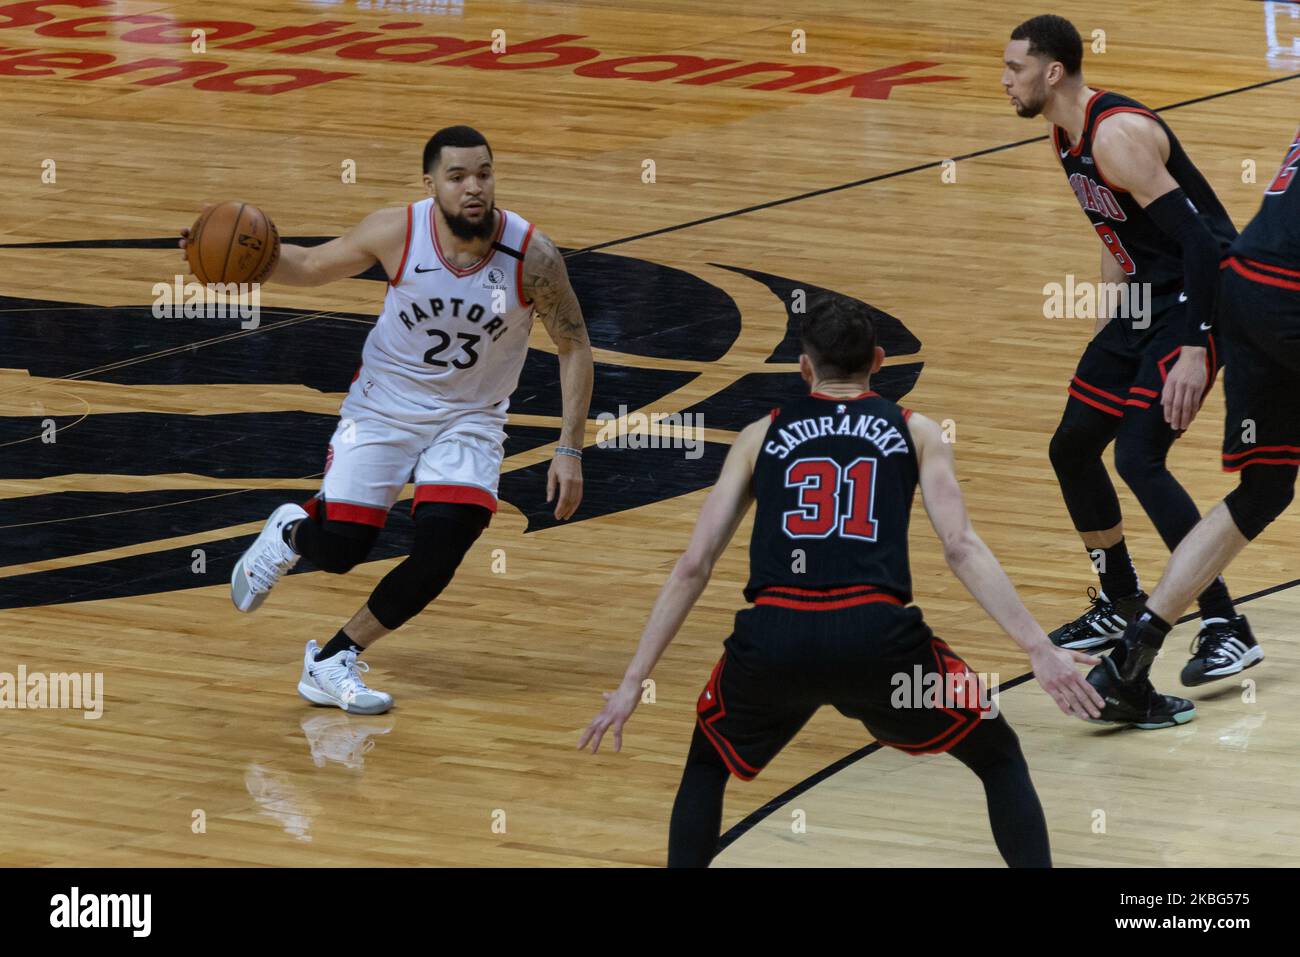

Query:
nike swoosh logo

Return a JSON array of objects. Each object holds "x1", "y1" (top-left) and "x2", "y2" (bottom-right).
[
  {"x1": 1200, "y1": 322, "x2": 1213, "y2": 331},
  {"x1": 413, "y1": 264, "x2": 440, "y2": 274}
]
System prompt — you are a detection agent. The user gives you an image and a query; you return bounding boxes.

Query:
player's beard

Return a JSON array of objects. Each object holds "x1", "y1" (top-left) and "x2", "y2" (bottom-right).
[
  {"x1": 1013, "y1": 83, "x2": 1047, "y2": 118},
  {"x1": 441, "y1": 199, "x2": 497, "y2": 241}
]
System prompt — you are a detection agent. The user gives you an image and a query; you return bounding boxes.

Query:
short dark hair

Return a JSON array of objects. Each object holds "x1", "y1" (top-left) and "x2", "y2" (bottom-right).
[
  {"x1": 800, "y1": 299, "x2": 878, "y2": 379},
  {"x1": 1010, "y1": 14, "x2": 1083, "y2": 76},
  {"x1": 423, "y1": 126, "x2": 493, "y2": 175}
]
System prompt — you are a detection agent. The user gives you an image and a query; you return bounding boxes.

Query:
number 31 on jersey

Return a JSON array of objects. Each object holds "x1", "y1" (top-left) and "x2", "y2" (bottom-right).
[{"x1": 782, "y1": 456, "x2": 879, "y2": 541}]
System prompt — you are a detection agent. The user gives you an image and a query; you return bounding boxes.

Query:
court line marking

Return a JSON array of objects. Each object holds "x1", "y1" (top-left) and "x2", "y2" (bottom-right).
[
  {"x1": 565, "y1": 70, "x2": 1300, "y2": 257},
  {"x1": 5, "y1": 73, "x2": 1295, "y2": 272},
  {"x1": 4, "y1": 68, "x2": 1286, "y2": 411},
  {"x1": 716, "y1": 574, "x2": 1300, "y2": 856}
]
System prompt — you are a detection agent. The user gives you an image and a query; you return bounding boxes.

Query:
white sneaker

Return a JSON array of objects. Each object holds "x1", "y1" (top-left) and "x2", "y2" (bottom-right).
[
  {"x1": 297, "y1": 640, "x2": 394, "y2": 715},
  {"x1": 231, "y1": 503, "x2": 307, "y2": 612}
]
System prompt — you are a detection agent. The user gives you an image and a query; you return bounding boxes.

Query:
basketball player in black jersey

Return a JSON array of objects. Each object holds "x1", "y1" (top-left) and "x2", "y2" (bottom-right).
[
  {"x1": 1091, "y1": 124, "x2": 1300, "y2": 716},
  {"x1": 1002, "y1": 16, "x2": 1255, "y2": 714},
  {"x1": 579, "y1": 302, "x2": 1105, "y2": 868}
]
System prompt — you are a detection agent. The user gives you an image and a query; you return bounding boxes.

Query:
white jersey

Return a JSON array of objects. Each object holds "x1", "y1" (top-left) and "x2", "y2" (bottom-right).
[{"x1": 352, "y1": 199, "x2": 537, "y2": 422}]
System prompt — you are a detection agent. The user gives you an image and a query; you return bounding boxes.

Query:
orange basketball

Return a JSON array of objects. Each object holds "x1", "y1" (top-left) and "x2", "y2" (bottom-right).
[{"x1": 186, "y1": 201, "x2": 280, "y2": 285}]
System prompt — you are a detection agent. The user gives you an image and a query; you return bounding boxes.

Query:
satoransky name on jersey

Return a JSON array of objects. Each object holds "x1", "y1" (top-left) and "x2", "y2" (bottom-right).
[
  {"x1": 0, "y1": 0, "x2": 962, "y2": 97},
  {"x1": 764, "y1": 411, "x2": 910, "y2": 461}
]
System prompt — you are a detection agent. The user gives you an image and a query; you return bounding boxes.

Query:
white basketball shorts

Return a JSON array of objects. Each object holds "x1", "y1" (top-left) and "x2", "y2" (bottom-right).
[{"x1": 304, "y1": 376, "x2": 508, "y2": 528}]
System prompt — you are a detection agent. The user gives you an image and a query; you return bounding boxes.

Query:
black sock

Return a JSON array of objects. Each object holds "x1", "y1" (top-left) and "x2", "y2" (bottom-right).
[
  {"x1": 316, "y1": 630, "x2": 362, "y2": 661},
  {"x1": 282, "y1": 519, "x2": 301, "y2": 549},
  {"x1": 1093, "y1": 539, "x2": 1139, "y2": 600},
  {"x1": 1114, "y1": 609, "x2": 1172, "y2": 682},
  {"x1": 667, "y1": 727, "x2": 729, "y2": 867},
  {"x1": 1196, "y1": 575, "x2": 1235, "y2": 622}
]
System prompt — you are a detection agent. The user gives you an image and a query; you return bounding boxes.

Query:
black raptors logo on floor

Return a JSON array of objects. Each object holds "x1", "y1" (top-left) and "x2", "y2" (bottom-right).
[{"x1": 0, "y1": 236, "x2": 923, "y2": 609}]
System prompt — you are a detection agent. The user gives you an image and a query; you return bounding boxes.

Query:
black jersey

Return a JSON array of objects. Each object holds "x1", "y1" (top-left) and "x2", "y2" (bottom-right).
[
  {"x1": 1054, "y1": 90, "x2": 1237, "y2": 295},
  {"x1": 1230, "y1": 124, "x2": 1300, "y2": 270},
  {"x1": 744, "y1": 391, "x2": 918, "y2": 604}
]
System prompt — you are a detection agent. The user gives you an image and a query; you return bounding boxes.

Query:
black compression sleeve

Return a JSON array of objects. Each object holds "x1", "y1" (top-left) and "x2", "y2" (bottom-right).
[{"x1": 1143, "y1": 187, "x2": 1220, "y2": 346}]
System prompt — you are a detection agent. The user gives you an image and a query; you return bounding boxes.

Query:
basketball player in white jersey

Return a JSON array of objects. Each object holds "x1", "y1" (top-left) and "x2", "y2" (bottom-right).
[{"x1": 180, "y1": 126, "x2": 593, "y2": 714}]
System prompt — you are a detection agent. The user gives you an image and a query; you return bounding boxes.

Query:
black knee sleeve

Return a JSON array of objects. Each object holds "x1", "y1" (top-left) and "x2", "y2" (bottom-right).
[
  {"x1": 1048, "y1": 424, "x2": 1092, "y2": 478},
  {"x1": 1113, "y1": 415, "x2": 1208, "y2": 550},
  {"x1": 947, "y1": 713, "x2": 1025, "y2": 775},
  {"x1": 948, "y1": 715, "x2": 1051, "y2": 867},
  {"x1": 1049, "y1": 413, "x2": 1123, "y2": 532},
  {"x1": 1225, "y1": 465, "x2": 1298, "y2": 541},
  {"x1": 366, "y1": 502, "x2": 491, "y2": 630},
  {"x1": 294, "y1": 517, "x2": 379, "y2": 574},
  {"x1": 667, "y1": 725, "x2": 730, "y2": 868},
  {"x1": 1113, "y1": 436, "x2": 1161, "y2": 493}
]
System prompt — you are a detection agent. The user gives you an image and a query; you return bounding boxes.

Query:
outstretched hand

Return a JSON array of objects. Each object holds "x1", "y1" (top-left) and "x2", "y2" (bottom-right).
[
  {"x1": 578, "y1": 682, "x2": 641, "y2": 753},
  {"x1": 1030, "y1": 643, "x2": 1105, "y2": 719}
]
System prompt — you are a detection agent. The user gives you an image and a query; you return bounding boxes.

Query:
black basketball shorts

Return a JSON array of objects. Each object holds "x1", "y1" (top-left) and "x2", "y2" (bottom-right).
[
  {"x1": 1218, "y1": 257, "x2": 1300, "y2": 471},
  {"x1": 694, "y1": 589, "x2": 994, "y2": 781},
  {"x1": 1066, "y1": 291, "x2": 1220, "y2": 422}
]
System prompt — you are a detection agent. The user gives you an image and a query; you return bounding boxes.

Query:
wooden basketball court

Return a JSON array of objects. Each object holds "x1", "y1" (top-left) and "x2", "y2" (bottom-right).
[{"x1": 2, "y1": 0, "x2": 1298, "y2": 867}]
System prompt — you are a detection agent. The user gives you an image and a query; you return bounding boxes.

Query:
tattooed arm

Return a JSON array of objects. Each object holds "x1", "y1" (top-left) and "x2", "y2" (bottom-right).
[{"x1": 522, "y1": 230, "x2": 594, "y2": 521}]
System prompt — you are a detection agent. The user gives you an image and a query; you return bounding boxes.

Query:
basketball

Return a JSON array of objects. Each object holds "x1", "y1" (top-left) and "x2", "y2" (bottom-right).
[{"x1": 186, "y1": 200, "x2": 280, "y2": 285}]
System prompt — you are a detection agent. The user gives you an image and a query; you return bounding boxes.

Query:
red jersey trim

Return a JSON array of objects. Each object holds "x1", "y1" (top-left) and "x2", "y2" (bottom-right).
[
  {"x1": 1225, "y1": 256, "x2": 1300, "y2": 292},
  {"x1": 413, "y1": 483, "x2": 498, "y2": 513},
  {"x1": 1223, "y1": 456, "x2": 1300, "y2": 472},
  {"x1": 1236, "y1": 256, "x2": 1300, "y2": 279},
  {"x1": 390, "y1": 203, "x2": 414, "y2": 287},
  {"x1": 1067, "y1": 386, "x2": 1124, "y2": 417},
  {"x1": 324, "y1": 501, "x2": 389, "y2": 527},
  {"x1": 1065, "y1": 88, "x2": 1107, "y2": 157},
  {"x1": 810, "y1": 390, "x2": 878, "y2": 400},
  {"x1": 874, "y1": 639, "x2": 989, "y2": 754},
  {"x1": 753, "y1": 584, "x2": 904, "y2": 611},
  {"x1": 754, "y1": 595, "x2": 903, "y2": 611},
  {"x1": 516, "y1": 222, "x2": 537, "y2": 308},
  {"x1": 430, "y1": 205, "x2": 507, "y2": 277},
  {"x1": 1222, "y1": 444, "x2": 1300, "y2": 460},
  {"x1": 1089, "y1": 105, "x2": 1160, "y2": 193},
  {"x1": 1071, "y1": 375, "x2": 1125, "y2": 405},
  {"x1": 758, "y1": 584, "x2": 890, "y2": 597},
  {"x1": 696, "y1": 654, "x2": 763, "y2": 780}
]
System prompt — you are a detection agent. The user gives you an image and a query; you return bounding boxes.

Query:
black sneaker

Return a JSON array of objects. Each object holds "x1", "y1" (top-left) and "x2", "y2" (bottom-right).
[
  {"x1": 1181, "y1": 615, "x2": 1263, "y2": 687},
  {"x1": 1084, "y1": 655, "x2": 1196, "y2": 729},
  {"x1": 1049, "y1": 587, "x2": 1147, "y2": 651}
]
